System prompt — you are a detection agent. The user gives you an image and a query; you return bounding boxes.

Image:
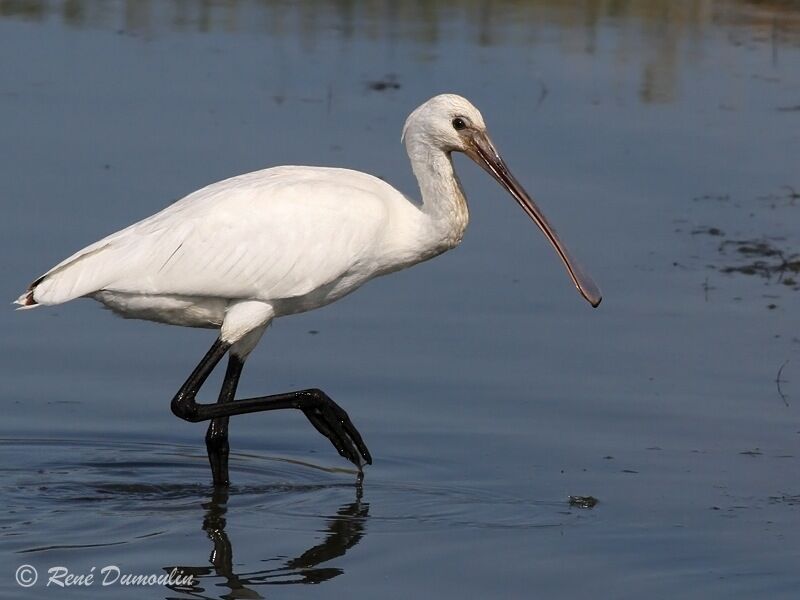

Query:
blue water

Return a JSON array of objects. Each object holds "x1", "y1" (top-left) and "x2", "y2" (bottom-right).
[{"x1": 1, "y1": 1, "x2": 799, "y2": 598}]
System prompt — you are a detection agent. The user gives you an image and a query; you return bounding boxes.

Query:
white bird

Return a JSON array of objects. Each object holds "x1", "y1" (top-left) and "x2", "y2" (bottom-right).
[{"x1": 16, "y1": 94, "x2": 601, "y2": 486}]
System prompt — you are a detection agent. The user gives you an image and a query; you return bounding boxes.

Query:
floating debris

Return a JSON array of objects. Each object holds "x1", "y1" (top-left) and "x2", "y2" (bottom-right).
[
  {"x1": 739, "y1": 448, "x2": 763, "y2": 457},
  {"x1": 769, "y1": 494, "x2": 800, "y2": 506},
  {"x1": 758, "y1": 186, "x2": 799, "y2": 208},
  {"x1": 776, "y1": 360, "x2": 790, "y2": 407},
  {"x1": 691, "y1": 226, "x2": 725, "y2": 236},
  {"x1": 692, "y1": 193, "x2": 730, "y2": 202},
  {"x1": 367, "y1": 75, "x2": 401, "y2": 92},
  {"x1": 568, "y1": 495, "x2": 598, "y2": 509}
]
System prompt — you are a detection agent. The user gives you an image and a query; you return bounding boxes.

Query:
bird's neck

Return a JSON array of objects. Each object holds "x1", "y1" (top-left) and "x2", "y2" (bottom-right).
[{"x1": 407, "y1": 141, "x2": 469, "y2": 249}]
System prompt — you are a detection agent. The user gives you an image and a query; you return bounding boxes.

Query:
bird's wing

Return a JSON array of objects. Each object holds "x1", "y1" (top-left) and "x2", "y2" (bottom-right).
[{"x1": 25, "y1": 167, "x2": 397, "y2": 306}]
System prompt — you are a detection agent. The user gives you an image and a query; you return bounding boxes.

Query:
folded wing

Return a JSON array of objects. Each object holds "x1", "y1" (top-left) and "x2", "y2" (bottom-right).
[{"x1": 19, "y1": 167, "x2": 395, "y2": 308}]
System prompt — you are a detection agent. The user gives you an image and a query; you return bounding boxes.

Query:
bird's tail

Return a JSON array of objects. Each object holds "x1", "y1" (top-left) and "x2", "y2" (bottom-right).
[
  {"x1": 14, "y1": 243, "x2": 115, "y2": 310},
  {"x1": 14, "y1": 285, "x2": 39, "y2": 309}
]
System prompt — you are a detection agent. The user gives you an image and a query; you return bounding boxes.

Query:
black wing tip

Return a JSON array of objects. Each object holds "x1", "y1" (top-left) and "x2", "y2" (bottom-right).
[
  {"x1": 14, "y1": 288, "x2": 38, "y2": 308},
  {"x1": 15, "y1": 276, "x2": 45, "y2": 308},
  {"x1": 22, "y1": 289, "x2": 38, "y2": 306}
]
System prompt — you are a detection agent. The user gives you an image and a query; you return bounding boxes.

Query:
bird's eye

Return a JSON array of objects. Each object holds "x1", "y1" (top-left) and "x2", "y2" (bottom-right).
[{"x1": 452, "y1": 117, "x2": 467, "y2": 131}]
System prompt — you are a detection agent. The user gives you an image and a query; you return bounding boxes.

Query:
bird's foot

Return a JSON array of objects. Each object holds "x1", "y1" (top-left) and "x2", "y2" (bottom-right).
[{"x1": 299, "y1": 389, "x2": 372, "y2": 469}]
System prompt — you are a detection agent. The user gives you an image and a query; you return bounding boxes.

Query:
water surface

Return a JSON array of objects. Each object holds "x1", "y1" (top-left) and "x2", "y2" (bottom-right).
[{"x1": 1, "y1": 1, "x2": 799, "y2": 598}]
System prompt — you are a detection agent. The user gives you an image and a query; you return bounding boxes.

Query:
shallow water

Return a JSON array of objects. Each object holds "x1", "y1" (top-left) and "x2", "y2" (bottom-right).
[{"x1": 1, "y1": 1, "x2": 799, "y2": 598}]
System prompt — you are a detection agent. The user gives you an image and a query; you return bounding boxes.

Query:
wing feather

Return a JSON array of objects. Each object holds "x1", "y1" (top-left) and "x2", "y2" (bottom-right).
[{"x1": 24, "y1": 166, "x2": 397, "y2": 307}]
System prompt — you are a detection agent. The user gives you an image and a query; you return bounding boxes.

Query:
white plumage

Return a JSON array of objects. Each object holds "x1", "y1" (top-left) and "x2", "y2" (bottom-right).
[
  {"x1": 23, "y1": 166, "x2": 436, "y2": 331},
  {"x1": 17, "y1": 94, "x2": 599, "y2": 349},
  {"x1": 15, "y1": 94, "x2": 600, "y2": 480}
]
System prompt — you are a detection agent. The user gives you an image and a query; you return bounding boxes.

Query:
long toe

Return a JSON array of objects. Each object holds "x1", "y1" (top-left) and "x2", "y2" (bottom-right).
[
  {"x1": 302, "y1": 399, "x2": 372, "y2": 468},
  {"x1": 299, "y1": 392, "x2": 371, "y2": 468},
  {"x1": 327, "y1": 403, "x2": 372, "y2": 465},
  {"x1": 302, "y1": 404, "x2": 358, "y2": 465},
  {"x1": 321, "y1": 403, "x2": 363, "y2": 466}
]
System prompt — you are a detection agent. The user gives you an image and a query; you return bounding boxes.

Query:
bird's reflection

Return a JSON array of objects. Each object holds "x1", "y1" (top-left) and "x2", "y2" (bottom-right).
[{"x1": 164, "y1": 484, "x2": 369, "y2": 599}]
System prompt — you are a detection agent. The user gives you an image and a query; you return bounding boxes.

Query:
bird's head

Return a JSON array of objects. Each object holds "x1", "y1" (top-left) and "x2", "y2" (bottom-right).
[
  {"x1": 401, "y1": 94, "x2": 487, "y2": 153},
  {"x1": 403, "y1": 94, "x2": 602, "y2": 308}
]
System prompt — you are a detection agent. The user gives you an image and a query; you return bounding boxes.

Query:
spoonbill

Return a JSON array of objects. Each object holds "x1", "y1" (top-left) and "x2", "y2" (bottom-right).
[{"x1": 16, "y1": 94, "x2": 601, "y2": 486}]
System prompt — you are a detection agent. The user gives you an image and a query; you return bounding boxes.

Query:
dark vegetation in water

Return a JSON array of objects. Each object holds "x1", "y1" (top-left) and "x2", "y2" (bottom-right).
[
  {"x1": 687, "y1": 187, "x2": 799, "y2": 296},
  {"x1": 690, "y1": 228, "x2": 799, "y2": 292},
  {"x1": 717, "y1": 239, "x2": 800, "y2": 289},
  {"x1": 758, "y1": 185, "x2": 800, "y2": 208},
  {"x1": 776, "y1": 360, "x2": 790, "y2": 407},
  {"x1": 769, "y1": 494, "x2": 800, "y2": 506}
]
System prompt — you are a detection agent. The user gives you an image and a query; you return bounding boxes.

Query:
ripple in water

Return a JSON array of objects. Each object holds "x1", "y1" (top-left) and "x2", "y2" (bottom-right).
[{"x1": 0, "y1": 438, "x2": 587, "y2": 598}]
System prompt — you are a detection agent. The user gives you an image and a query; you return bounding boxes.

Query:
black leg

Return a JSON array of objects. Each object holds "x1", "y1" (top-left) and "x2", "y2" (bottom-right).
[
  {"x1": 205, "y1": 355, "x2": 244, "y2": 486},
  {"x1": 172, "y1": 338, "x2": 372, "y2": 483}
]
